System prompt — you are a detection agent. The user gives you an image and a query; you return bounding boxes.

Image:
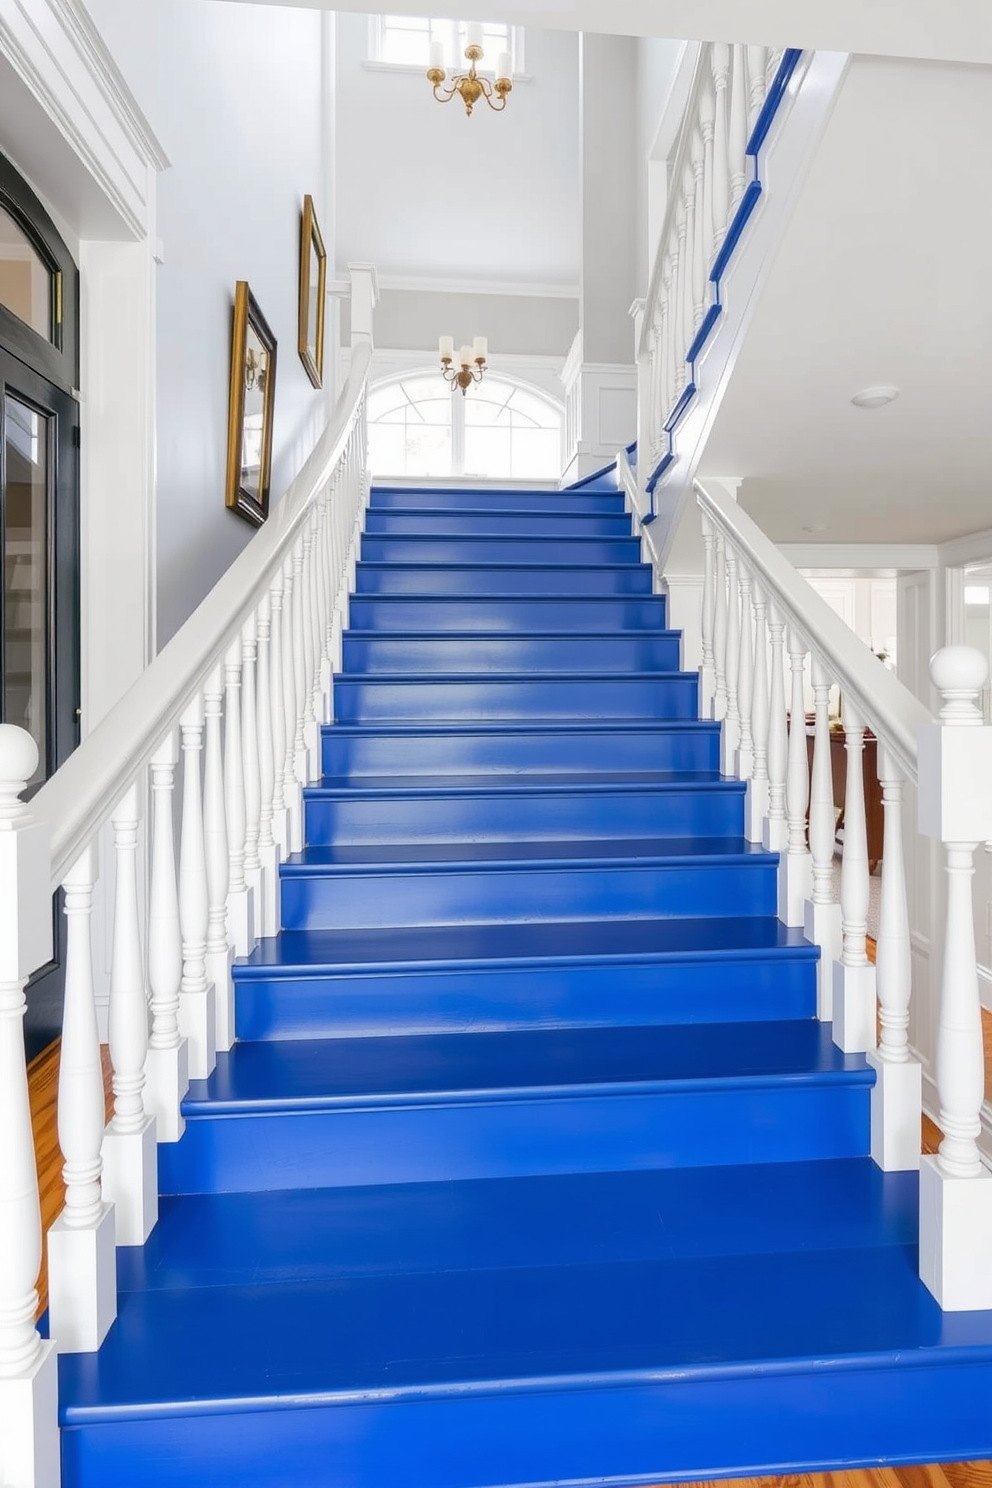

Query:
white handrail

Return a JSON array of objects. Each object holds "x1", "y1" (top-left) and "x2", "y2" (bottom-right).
[
  {"x1": 695, "y1": 479, "x2": 928, "y2": 783},
  {"x1": 34, "y1": 340, "x2": 371, "y2": 889}
]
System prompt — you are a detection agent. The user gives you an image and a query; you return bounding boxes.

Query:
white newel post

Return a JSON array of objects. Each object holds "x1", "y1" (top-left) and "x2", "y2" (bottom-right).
[
  {"x1": 720, "y1": 547, "x2": 741, "y2": 773},
  {"x1": 48, "y1": 843, "x2": 117, "y2": 1353},
  {"x1": 145, "y1": 733, "x2": 189, "y2": 1143},
  {"x1": 831, "y1": 705, "x2": 876, "y2": 1053},
  {"x1": 203, "y1": 668, "x2": 234, "y2": 1052},
  {"x1": 241, "y1": 617, "x2": 263, "y2": 940},
  {"x1": 102, "y1": 781, "x2": 157, "y2": 1247},
  {"x1": 779, "y1": 628, "x2": 812, "y2": 926},
  {"x1": 224, "y1": 635, "x2": 255, "y2": 959},
  {"x1": 735, "y1": 564, "x2": 754, "y2": 780},
  {"x1": 699, "y1": 511, "x2": 716, "y2": 715},
  {"x1": 804, "y1": 657, "x2": 842, "y2": 1017},
  {"x1": 762, "y1": 602, "x2": 788, "y2": 852},
  {"x1": 178, "y1": 695, "x2": 216, "y2": 1080},
  {"x1": 712, "y1": 532, "x2": 727, "y2": 722},
  {"x1": 255, "y1": 596, "x2": 280, "y2": 938},
  {"x1": 918, "y1": 646, "x2": 992, "y2": 1309},
  {"x1": 745, "y1": 580, "x2": 769, "y2": 842},
  {"x1": 0, "y1": 728, "x2": 59, "y2": 1488},
  {"x1": 866, "y1": 745, "x2": 921, "y2": 1171}
]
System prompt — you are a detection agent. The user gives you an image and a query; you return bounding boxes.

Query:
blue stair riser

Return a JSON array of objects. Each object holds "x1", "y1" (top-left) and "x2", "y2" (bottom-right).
[
  {"x1": 360, "y1": 535, "x2": 642, "y2": 565},
  {"x1": 347, "y1": 595, "x2": 669, "y2": 633},
  {"x1": 158, "y1": 1079, "x2": 870, "y2": 1195},
  {"x1": 279, "y1": 858, "x2": 778, "y2": 930},
  {"x1": 59, "y1": 1359, "x2": 992, "y2": 1488},
  {"x1": 365, "y1": 510, "x2": 634, "y2": 537},
  {"x1": 234, "y1": 954, "x2": 818, "y2": 1042},
  {"x1": 356, "y1": 564, "x2": 653, "y2": 596},
  {"x1": 302, "y1": 783, "x2": 745, "y2": 844},
  {"x1": 332, "y1": 674, "x2": 699, "y2": 723},
  {"x1": 322, "y1": 723, "x2": 720, "y2": 777},
  {"x1": 369, "y1": 487, "x2": 625, "y2": 513},
  {"x1": 340, "y1": 633, "x2": 682, "y2": 675}
]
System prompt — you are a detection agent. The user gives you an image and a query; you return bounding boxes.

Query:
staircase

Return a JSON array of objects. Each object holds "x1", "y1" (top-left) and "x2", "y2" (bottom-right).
[{"x1": 56, "y1": 479, "x2": 992, "y2": 1487}]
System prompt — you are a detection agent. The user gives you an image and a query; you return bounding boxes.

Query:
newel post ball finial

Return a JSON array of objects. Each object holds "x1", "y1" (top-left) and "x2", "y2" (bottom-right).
[
  {"x1": 930, "y1": 645, "x2": 988, "y2": 725},
  {"x1": 0, "y1": 724, "x2": 39, "y2": 825}
]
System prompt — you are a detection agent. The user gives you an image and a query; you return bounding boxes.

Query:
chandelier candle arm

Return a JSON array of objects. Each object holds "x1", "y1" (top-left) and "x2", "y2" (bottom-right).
[
  {"x1": 426, "y1": 33, "x2": 512, "y2": 116},
  {"x1": 440, "y1": 335, "x2": 488, "y2": 394}
]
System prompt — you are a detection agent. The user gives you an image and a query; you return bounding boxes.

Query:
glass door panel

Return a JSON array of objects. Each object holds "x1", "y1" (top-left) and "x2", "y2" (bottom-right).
[{"x1": 3, "y1": 392, "x2": 49, "y2": 785}]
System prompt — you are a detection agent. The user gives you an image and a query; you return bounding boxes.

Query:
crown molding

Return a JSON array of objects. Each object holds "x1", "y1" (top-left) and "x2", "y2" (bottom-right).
[
  {"x1": 779, "y1": 543, "x2": 939, "y2": 570},
  {"x1": 375, "y1": 272, "x2": 580, "y2": 300}
]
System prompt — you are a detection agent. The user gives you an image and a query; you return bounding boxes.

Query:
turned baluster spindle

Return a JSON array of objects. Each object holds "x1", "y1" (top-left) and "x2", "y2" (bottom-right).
[
  {"x1": 722, "y1": 546, "x2": 741, "y2": 770},
  {"x1": 108, "y1": 782, "x2": 149, "y2": 1138},
  {"x1": 830, "y1": 700, "x2": 877, "y2": 1054},
  {"x1": 763, "y1": 601, "x2": 788, "y2": 851},
  {"x1": 807, "y1": 660, "x2": 836, "y2": 909},
  {"x1": 875, "y1": 749, "x2": 911, "y2": 1064},
  {"x1": 178, "y1": 695, "x2": 215, "y2": 1080},
  {"x1": 58, "y1": 845, "x2": 104, "y2": 1229},
  {"x1": 699, "y1": 511, "x2": 716, "y2": 716},
  {"x1": 224, "y1": 636, "x2": 247, "y2": 887},
  {"x1": 673, "y1": 197, "x2": 689, "y2": 395},
  {"x1": 690, "y1": 127, "x2": 706, "y2": 331},
  {"x1": 147, "y1": 731, "x2": 187, "y2": 1142},
  {"x1": 735, "y1": 564, "x2": 754, "y2": 779},
  {"x1": 728, "y1": 44, "x2": 748, "y2": 210},
  {"x1": 744, "y1": 580, "x2": 769, "y2": 842},
  {"x1": 710, "y1": 43, "x2": 731, "y2": 249},
  {"x1": 242, "y1": 615, "x2": 261, "y2": 876},
  {"x1": 699, "y1": 79, "x2": 716, "y2": 278},
  {"x1": 291, "y1": 541, "x2": 310, "y2": 783},
  {"x1": 203, "y1": 666, "x2": 234, "y2": 1051},
  {"x1": 281, "y1": 553, "x2": 304, "y2": 853},
  {"x1": 314, "y1": 493, "x2": 332, "y2": 723},
  {"x1": 711, "y1": 531, "x2": 728, "y2": 722},
  {"x1": 766, "y1": 48, "x2": 784, "y2": 88},
  {"x1": 300, "y1": 511, "x2": 319, "y2": 767},
  {"x1": 681, "y1": 160, "x2": 697, "y2": 357},
  {"x1": 255, "y1": 594, "x2": 279, "y2": 936},
  {"x1": 780, "y1": 628, "x2": 812, "y2": 925},
  {"x1": 746, "y1": 45, "x2": 768, "y2": 135},
  {"x1": 269, "y1": 569, "x2": 289, "y2": 851}
]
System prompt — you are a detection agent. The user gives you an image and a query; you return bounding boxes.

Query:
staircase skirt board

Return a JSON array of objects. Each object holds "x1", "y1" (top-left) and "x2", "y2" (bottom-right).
[{"x1": 60, "y1": 478, "x2": 992, "y2": 1485}]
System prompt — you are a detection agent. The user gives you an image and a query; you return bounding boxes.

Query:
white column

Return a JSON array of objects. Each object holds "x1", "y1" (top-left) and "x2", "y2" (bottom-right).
[
  {"x1": 745, "y1": 580, "x2": 769, "y2": 842},
  {"x1": 224, "y1": 634, "x2": 255, "y2": 959},
  {"x1": 865, "y1": 746, "x2": 921, "y2": 1171},
  {"x1": 241, "y1": 615, "x2": 263, "y2": 938},
  {"x1": 48, "y1": 844, "x2": 117, "y2": 1353},
  {"x1": 711, "y1": 531, "x2": 727, "y2": 722},
  {"x1": 803, "y1": 657, "x2": 842, "y2": 1018},
  {"x1": 735, "y1": 564, "x2": 754, "y2": 780},
  {"x1": 0, "y1": 727, "x2": 59, "y2": 1488},
  {"x1": 830, "y1": 705, "x2": 876, "y2": 1053},
  {"x1": 178, "y1": 695, "x2": 216, "y2": 1080},
  {"x1": 779, "y1": 628, "x2": 812, "y2": 926},
  {"x1": 762, "y1": 602, "x2": 788, "y2": 852},
  {"x1": 255, "y1": 595, "x2": 281, "y2": 937},
  {"x1": 203, "y1": 666, "x2": 234, "y2": 1052},
  {"x1": 720, "y1": 547, "x2": 741, "y2": 773},
  {"x1": 918, "y1": 647, "x2": 992, "y2": 1309},
  {"x1": 699, "y1": 510, "x2": 716, "y2": 716},
  {"x1": 145, "y1": 732, "x2": 189, "y2": 1143},
  {"x1": 102, "y1": 781, "x2": 157, "y2": 1246}
]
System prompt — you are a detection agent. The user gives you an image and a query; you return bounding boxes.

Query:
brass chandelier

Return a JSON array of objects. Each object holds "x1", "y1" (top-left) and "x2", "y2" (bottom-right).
[
  {"x1": 426, "y1": 25, "x2": 512, "y2": 116},
  {"x1": 439, "y1": 336, "x2": 488, "y2": 394}
]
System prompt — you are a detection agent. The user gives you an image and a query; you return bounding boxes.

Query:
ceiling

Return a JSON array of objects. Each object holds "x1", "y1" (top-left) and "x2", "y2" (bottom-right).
[{"x1": 701, "y1": 53, "x2": 992, "y2": 545}]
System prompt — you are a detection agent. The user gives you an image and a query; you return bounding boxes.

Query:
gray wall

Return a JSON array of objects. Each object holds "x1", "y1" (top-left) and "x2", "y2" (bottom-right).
[
  {"x1": 350, "y1": 287, "x2": 578, "y2": 357},
  {"x1": 578, "y1": 33, "x2": 639, "y2": 364}
]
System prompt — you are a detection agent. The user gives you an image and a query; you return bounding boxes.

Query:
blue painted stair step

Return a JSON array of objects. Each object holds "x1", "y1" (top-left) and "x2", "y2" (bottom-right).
[
  {"x1": 361, "y1": 533, "x2": 643, "y2": 565},
  {"x1": 332, "y1": 670, "x2": 699, "y2": 721},
  {"x1": 370, "y1": 485, "x2": 625, "y2": 512},
  {"x1": 340, "y1": 630, "x2": 683, "y2": 673},
  {"x1": 364, "y1": 507, "x2": 634, "y2": 536},
  {"x1": 347, "y1": 593, "x2": 669, "y2": 632},
  {"x1": 355, "y1": 561, "x2": 653, "y2": 595}
]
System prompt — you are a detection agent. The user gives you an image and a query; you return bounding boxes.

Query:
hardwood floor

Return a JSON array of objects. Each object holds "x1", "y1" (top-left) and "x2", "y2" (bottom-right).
[{"x1": 670, "y1": 1466, "x2": 992, "y2": 1488}]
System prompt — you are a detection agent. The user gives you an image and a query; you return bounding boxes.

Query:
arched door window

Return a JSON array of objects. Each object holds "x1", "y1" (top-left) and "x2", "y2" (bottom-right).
[{"x1": 369, "y1": 371, "x2": 562, "y2": 481}]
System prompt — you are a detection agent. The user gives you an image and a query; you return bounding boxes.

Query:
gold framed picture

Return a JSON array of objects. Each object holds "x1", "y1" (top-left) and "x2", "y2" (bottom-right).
[
  {"x1": 226, "y1": 281, "x2": 277, "y2": 527},
  {"x1": 298, "y1": 194, "x2": 327, "y2": 389}
]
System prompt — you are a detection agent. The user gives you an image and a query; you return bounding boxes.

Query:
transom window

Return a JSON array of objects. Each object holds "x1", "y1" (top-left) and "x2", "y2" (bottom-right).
[
  {"x1": 370, "y1": 15, "x2": 520, "y2": 72},
  {"x1": 0, "y1": 202, "x2": 56, "y2": 343},
  {"x1": 369, "y1": 372, "x2": 562, "y2": 481}
]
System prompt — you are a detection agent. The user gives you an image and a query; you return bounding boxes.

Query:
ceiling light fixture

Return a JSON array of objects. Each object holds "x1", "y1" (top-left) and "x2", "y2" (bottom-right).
[
  {"x1": 851, "y1": 385, "x2": 899, "y2": 409},
  {"x1": 426, "y1": 24, "x2": 513, "y2": 116},
  {"x1": 439, "y1": 335, "x2": 488, "y2": 394}
]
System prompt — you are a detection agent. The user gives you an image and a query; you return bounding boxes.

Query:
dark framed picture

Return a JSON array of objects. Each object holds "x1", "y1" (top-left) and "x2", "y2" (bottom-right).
[
  {"x1": 226, "y1": 280, "x2": 277, "y2": 527},
  {"x1": 298, "y1": 194, "x2": 326, "y2": 389}
]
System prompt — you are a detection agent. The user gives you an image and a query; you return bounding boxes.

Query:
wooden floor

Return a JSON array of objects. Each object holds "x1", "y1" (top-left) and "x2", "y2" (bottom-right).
[{"x1": 671, "y1": 1466, "x2": 992, "y2": 1488}]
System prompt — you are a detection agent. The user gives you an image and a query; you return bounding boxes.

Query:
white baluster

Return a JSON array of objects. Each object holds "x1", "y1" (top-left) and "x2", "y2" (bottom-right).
[
  {"x1": 282, "y1": 554, "x2": 304, "y2": 853},
  {"x1": 699, "y1": 510, "x2": 715, "y2": 715},
  {"x1": 728, "y1": 44, "x2": 749, "y2": 211},
  {"x1": 659, "y1": 252, "x2": 675, "y2": 423},
  {"x1": 746, "y1": 45, "x2": 768, "y2": 135},
  {"x1": 224, "y1": 634, "x2": 255, "y2": 959},
  {"x1": 766, "y1": 48, "x2": 784, "y2": 87},
  {"x1": 255, "y1": 595, "x2": 281, "y2": 937},
  {"x1": 203, "y1": 667, "x2": 234, "y2": 1052},
  {"x1": 291, "y1": 540, "x2": 311, "y2": 786},
  {"x1": 178, "y1": 695, "x2": 216, "y2": 1080},
  {"x1": 673, "y1": 194, "x2": 688, "y2": 396},
  {"x1": 762, "y1": 601, "x2": 787, "y2": 852},
  {"x1": 269, "y1": 568, "x2": 290, "y2": 854},
  {"x1": 711, "y1": 531, "x2": 727, "y2": 722},
  {"x1": 690, "y1": 127, "x2": 706, "y2": 333},
  {"x1": 865, "y1": 746, "x2": 921, "y2": 1171},
  {"x1": 315, "y1": 490, "x2": 333, "y2": 725},
  {"x1": 745, "y1": 580, "x2": 769, "y2": 842},
  {"x1": 242, "y1": 614, "x2": 263, "y2": 935},
  {"x1": 145, "y1": 732, "x2": 189, "y2": 1143},
  {"x1": 102, "y1": 781, "x2": 157, "y2": 1246},
  {"x1": 735, "y1": 564, "x2": 754, "y2": 780},
  {"x1": 681, "y1": 160, "x2": 696, "y2": 358},
  {"x1": 699, "y1": 77, "x2": 716, "y2": 280},
  {"x1": 830, "y1": 704, "x2": 876, "y2": 1053},
  {"x1": 803, "y1": 658, "x2": 842, "y2": 1017},
  {"x1": 300, "y1": 512, "x2": 320, "y2": 775},
  {"x1": 710, "y1": 43, "x2": 731, "y2": 251},
  {"x1": 779, "y1": 628, "x2": 812, "y2": 926},
  {"x1": 48, "y1": 844, "x2": 117, "y2": 1353},
  {"x1": 721, "y1": 546, "x2": 741, "y2": 772},
  {"x1": 0, "y1": 727, "x2": 59, "y2": 1488},
  {"x1": 918, "y1": 647, "x2": 992, "y2": 1309}
]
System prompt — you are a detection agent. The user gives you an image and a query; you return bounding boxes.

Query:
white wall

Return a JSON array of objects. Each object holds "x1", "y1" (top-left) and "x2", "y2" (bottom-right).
[
  {"x1": 351, "y1": 286, "x2": 578, "y2": 358},
  {"x1": 578, "y1": 32, "x2": 639, "y2": 366},
  {"x1": 85, "y1": 0, "x2": 331, "y2": 645},
  {"x1": 634, "y1": 36, "x2": 685, "y2": 291},
  {"x1": 335, "y1": 14, "x2": 580, "y2": 293}
]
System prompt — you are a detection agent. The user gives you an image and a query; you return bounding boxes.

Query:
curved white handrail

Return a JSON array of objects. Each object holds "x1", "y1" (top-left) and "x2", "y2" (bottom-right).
[
  {"x1": 695, "y1": 478, "x2": 928, "y2": 783},
  {"x1": 34, "y1": 340, "x2": 372, "y2": 888}
]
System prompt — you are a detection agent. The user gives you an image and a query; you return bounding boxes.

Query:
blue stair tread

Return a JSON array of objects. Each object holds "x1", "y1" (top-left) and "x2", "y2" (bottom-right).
[
  {"x1": 357, "y1": 561, "x2": 647, "y2": 571},
  {"x1": 235, "y1": 916, "x2": 816, "y2": 975},
  {"x1": 308, "y1": 770, "x2": 736, "y2": 797},
  {"x1": 59, "y1": 1228, "x2": 992, "y2": 1424},
  {"x1": 282, "y1": 835, "x2": 773, "y2": 871},
  {"x1": 181, "y1": 1023, "x2": 869, "y2": 1113},
  {"x1": 115, "y1": 1161, "x2": 918, "y2": 1293},
  {"x1": 342, "y1": 629, "x2": 679, "y2": 641},
  {"x1": 323, "y1": 719, "x2": 719, "y2": 737}
]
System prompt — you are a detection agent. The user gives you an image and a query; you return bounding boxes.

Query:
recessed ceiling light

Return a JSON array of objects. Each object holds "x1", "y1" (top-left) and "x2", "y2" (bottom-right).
[
  {"x1": 802, "y1": 524, "x2": 828, "y2": 534},
  {"x1": 851, "y1": 385, "x2": 899, "y2": 409}
]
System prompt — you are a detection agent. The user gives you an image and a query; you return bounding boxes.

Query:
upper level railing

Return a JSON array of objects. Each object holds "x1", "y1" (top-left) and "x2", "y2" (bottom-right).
[
  {"x1": 637, "y1": 43, "x2": 801, "y2": 507},
  {"x1": 0, "y1": 282, "x2": 376, "y2": 1478}
]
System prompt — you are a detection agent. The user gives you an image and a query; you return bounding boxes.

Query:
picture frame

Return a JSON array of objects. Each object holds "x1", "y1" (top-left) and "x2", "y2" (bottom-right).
[
  {"x1": 226, "y1": 280, "x2": 277, "y2": 527},
  {"x1": 298, "y1": 194, "x2": 327, "y2": 390}
]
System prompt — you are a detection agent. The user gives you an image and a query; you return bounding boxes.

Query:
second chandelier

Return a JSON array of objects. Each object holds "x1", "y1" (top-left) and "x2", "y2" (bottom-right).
[{"x1": 426, "y1": 24, "x2": 513, "y2": 117}]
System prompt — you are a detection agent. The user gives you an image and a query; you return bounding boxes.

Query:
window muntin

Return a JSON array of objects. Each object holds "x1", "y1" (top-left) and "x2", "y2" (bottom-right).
[
  {"x1": 0, "y1": 203, "x2": 54, "y2": 342},
  {"x1": 372, "y1": 15, "x2": 519, "y2": 73}
]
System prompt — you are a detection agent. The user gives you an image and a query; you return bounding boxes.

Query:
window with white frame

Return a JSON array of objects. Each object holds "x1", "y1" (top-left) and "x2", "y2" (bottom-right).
[
  {"x1": 369, "y1": 372, "x2": 562, "y2": 481},
  {"x1": 369, "y1": 15, "x2": 522, "y2": 73}
]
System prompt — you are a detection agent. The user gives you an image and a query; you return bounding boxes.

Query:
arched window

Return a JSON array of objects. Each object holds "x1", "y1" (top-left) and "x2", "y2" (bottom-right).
[{"x1": 368, "y1": 371, "x2": 563, "y2": 481}]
